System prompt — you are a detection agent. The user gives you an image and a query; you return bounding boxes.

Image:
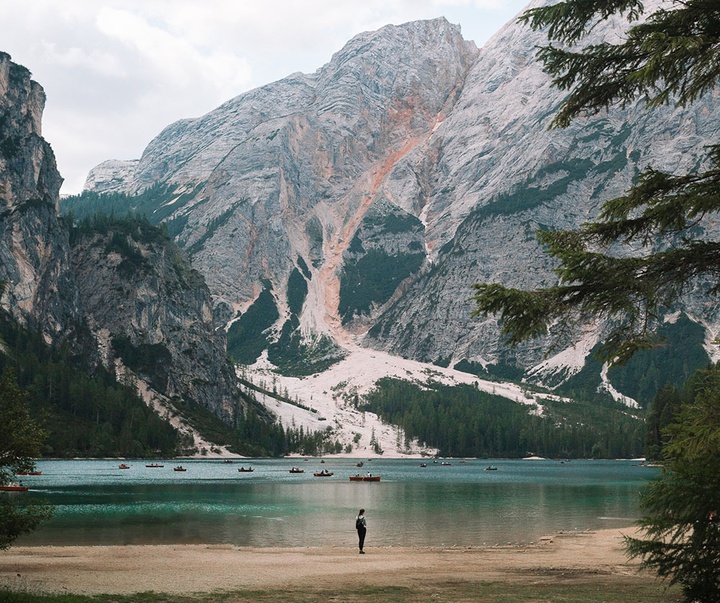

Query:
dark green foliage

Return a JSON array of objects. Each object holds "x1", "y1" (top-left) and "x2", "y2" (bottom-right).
[
  {"x1": 69, "y1": 212, "x2": 169, "y2": 246},
  {"x1": 520, "y1": 1, "x2": 720, "y2": 128},
  {"x1": 363, "y1": 211, "x2": 421, "y2": 234},
  {"x1": 70, "y1": 214, "x2": 175, "y2": 278},
  {"x1": 626, "y1": 363, "x2": 720, "y2": 603},
  {"x1": 238, "y1": 377, "x2": 316, "y2": 414},
  {"x1": 553, "y1": 354, "x2": 606, "y2": 402},
  {"x1": 286, "y1": 268, "x2": 308, "y2": 317},
  {"x1": 161, "y1": 393, "x2": 338, "y2": 457},
  {"x1": 607, "y1": 313, "x2": 709, "y2": 406},
  {"x1": 467, "y1": 159, "x2": 594, "y2": 225},
  {"x1": 0, "y1": 313, "x2": 178, "y2": 458},
  {"x1": 362, "y1": 378, "x2": 644, "y2": 458},
  {"x1": 0, "y1": 135, "x2": 22, "y2": 159},
  {"x1": 296, "y1": 255, "x2": 311, "y2": 280},
  {"x1": 339, "y1": 250, "x2": 424, "y2": 323},
  {"x1": 305, "y1": 216, "x2": 324, "y2": 267},
  {"x1": 267, "y1": 272, "x2": 346, "y2": 375},
  {"x1": 454, "y1": 359, "x2": 529, "y2": 383},
  {"x1": 267, "y1": 321, "x2": 345, "y2": 377},
  {"x1": 227, "y1": 287, "x2": 279, "y2": 364},
  {"x1": 111, "y1": 335, "x2": 172, "y2": 392},
  {"x1": 60, "y1": 182, "x2": 205, "y2": 229},
  {"x1": 508, "y1": 4, "x2": 720, "y2": 599},
  {"x1": 547, "y1": 313, "x2": 710, "y2": 407},
  {"x1": 0, "y1": 369, "x2": 54, "y2": 549},
  {"x1": 644, "y1": 384, "x2": 681, "y2": 461}
]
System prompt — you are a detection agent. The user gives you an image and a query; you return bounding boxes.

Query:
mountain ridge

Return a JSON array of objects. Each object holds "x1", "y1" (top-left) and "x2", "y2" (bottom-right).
[{"x1": 76, "y1": 6, "x2": 720, "y2": 420}]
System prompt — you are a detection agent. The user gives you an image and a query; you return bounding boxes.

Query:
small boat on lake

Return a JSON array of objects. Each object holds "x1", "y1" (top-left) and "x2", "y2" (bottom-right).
[
  {"x1": 485, "y1": 465, "x2": 498, "y2": 471},
  {"x1": 356, "y1": 461, "x2": 364, "y2": 468},
  {"x1": 1, "y1": 483, "x2": 29, "y2": 491},
  {"x1": 349, "y1": 474, "x2": 381, "y2": 482},
  {"x1": 17, "y1": 471, "x2": 42, "y2": 476},
  {"x1": 146, "y1": 463, "x2": 164, "y2": 468},
  {"x1": 118, "y1": 463, "x2": 130, "y2": 469},
  {"x1": 314, "y1": 470, "x2": 333, "y2": 477},
  {"x1": 289, "y1": 467, "x2": 304, "y2": 473},
  {"x1": 238, "y1": 467, "x2": 254, "y2": 473},
  {"x1": 173, "y1": 466, "x2": 186, "y2": 472}
]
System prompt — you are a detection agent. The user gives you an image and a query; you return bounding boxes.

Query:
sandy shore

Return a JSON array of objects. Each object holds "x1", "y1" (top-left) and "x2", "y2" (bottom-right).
[{"x1": 0, "y1": 528, "x2": 658, "y2": 596}]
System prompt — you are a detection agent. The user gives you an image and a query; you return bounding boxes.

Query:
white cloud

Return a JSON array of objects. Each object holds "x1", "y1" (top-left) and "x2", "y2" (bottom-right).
[
  {"x1": 40, "y1": 41, "x2": 126, "y2": 76},
  {"x1": 1, "y1": 0, "x2": 529, "y2": 194}
]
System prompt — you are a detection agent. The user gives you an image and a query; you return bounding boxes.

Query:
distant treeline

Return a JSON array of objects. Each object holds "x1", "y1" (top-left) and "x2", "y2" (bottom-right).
[{"x1": 362, "y1": 378, "x2": 646, "y2": 458}]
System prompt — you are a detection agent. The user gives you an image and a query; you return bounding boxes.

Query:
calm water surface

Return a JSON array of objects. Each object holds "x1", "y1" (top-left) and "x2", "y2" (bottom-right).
[{"x1": 15, "y1": 458, "x2": 657, "y2": 548}]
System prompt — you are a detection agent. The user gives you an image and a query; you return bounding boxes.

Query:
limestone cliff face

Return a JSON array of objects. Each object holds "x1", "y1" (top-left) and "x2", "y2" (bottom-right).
[
  {"x1": 82, "y1": 7, "x2": 720, "y2": 385},
  {"x1": 83, "y1": 18, "x2": 479, "y2": 362},
  {"x1": 0, "y1": 52, "x2": 240, "y2": 425},
  {"x1": 0, "y1": 52, "x2": 78, "y2": 344},
  {"x1": 364, "y1": 0, "x2": 720, "y2": 376},
  {"x1": 69, "y1": 222, "x2": 239, "y2": 422}
]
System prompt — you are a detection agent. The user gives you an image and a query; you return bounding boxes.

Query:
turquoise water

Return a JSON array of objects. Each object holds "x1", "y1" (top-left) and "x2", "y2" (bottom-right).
[{"x1": 14, "y1": 458, "x2": 657, "y2": 548}]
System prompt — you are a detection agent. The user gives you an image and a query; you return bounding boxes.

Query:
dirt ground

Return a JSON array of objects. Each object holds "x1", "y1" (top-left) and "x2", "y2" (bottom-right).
[{"x1": 0, "y1": 528, "x2": 657, "y2": 596}]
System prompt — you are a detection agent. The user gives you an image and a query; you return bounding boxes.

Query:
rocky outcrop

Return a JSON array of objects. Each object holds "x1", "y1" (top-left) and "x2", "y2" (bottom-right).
[
  {"x1": 70, "y1": 220, "x2": 240, "y2": 422},
  {"x1": 0, "y1": 52, "x2": 240, "y2": 426},
  {"x1": 83, "y1": 159, "x2": 139, "y2": 194},
  {"x1": 0, "y1": 51, "x2": 79, "y2": 345}
]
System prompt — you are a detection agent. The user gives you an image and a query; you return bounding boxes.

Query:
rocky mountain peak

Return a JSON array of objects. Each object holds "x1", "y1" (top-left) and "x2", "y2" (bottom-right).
[{"x1": 78, "y1": 7, "x2": 720, "y2": 411}]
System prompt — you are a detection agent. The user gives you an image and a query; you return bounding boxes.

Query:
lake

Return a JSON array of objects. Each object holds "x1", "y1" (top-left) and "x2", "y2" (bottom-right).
[{"x1": 13, "y1": 458, "x2": 657, "y2": 548}]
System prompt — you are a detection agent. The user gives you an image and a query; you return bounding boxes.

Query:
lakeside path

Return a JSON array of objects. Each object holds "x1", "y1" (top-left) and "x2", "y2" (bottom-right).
[{"x1": 0, "y1": 529, "x2": 666, "y2": 596}]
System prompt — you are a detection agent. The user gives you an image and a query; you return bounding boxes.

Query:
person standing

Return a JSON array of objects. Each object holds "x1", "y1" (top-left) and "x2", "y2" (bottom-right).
[{"x1": 355, "y1": 508, "x2": 367, "y2": 554}]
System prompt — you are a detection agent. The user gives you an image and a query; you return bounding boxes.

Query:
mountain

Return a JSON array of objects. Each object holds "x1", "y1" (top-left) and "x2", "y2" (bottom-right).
[
  {"x1": 78, "y1": 3, "x2": 720, "y2": 414},
  {"x1": 0, "y1": 52, "x2": 77, "y2": 343},
  {"x1": 0, "y1": 52, "x2": 243, "y2": 456}
]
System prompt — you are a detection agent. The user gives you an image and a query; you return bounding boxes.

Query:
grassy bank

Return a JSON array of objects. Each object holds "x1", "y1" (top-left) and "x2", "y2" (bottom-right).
[{"x1": 1, "y1": 578, "x2": 678, "y2": 603}]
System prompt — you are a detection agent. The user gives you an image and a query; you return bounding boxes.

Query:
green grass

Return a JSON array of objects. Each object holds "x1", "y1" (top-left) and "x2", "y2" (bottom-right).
[{"x1": 0, "y1": 579, "x2": 680, "y2": 603}]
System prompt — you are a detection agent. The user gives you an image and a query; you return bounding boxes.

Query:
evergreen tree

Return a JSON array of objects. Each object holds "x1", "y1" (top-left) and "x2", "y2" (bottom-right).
[
  {"x1": 472, "y1": 0, "x2": 720, "y2": 365},
  {"x1": 626, "y1": 365, "x2": 720, "y2": 602},
  {"x1": 470, "y1": 3, "x2": 720, "y2": 600},
  {"x1": 0, "y1": 369, "x2": 53, "y2": 549}
]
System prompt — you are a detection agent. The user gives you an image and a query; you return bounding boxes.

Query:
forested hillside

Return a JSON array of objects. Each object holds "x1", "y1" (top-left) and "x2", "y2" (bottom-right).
[{"x1": 362, "y1": 378, "x2": 646, "y2": 458}]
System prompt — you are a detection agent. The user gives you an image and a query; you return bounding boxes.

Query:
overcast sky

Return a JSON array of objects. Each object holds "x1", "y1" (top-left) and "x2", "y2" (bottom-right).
[{"x1": 3, "y1": 0, "x2": 529, "y2": 195}]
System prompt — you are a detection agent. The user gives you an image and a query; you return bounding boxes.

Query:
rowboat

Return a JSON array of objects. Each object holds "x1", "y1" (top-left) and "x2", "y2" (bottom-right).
[
  {"x1": 313, "y1": 470, "x2": 333, "y2": 477},
  {"x1": 173, "y1": 466, "x2": 187, "y2": 472},
  {"x1": 17, "y1": 471, "x2": 42, "y2": 476},
  {"x1": 146, "y1": 463, "x2": 164, "y2": 468},
  {"x1": 349, "y1": 474, "x2": 381, "y2": 482},
  {"x1": 118, "y1": 463, "x2": 130, "y2": 469},
  {"x1": 1, "y1": 484, "x2": 29, "y2": 492},
  {"x1": 289, "y1": 467, "x2": 304, "y2": 473},
  {"x1": 238, "y1": 467, "x2": 254, "y2": 472}
]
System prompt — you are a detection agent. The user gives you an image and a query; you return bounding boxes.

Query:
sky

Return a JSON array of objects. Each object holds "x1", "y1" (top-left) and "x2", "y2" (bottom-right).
[{"x1": 2, "y1": 0, "x2": 529, "y2": 195}]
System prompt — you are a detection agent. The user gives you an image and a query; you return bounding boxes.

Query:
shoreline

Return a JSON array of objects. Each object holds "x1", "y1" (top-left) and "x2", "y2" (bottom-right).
[{"x1": 0, "y1": 528, "x2": 655, "y2": 596}]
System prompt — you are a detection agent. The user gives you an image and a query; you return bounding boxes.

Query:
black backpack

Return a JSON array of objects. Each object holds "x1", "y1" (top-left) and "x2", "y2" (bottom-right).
[{"x1": 355, "y1": 517, "x2": 363, "y2": 530}]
